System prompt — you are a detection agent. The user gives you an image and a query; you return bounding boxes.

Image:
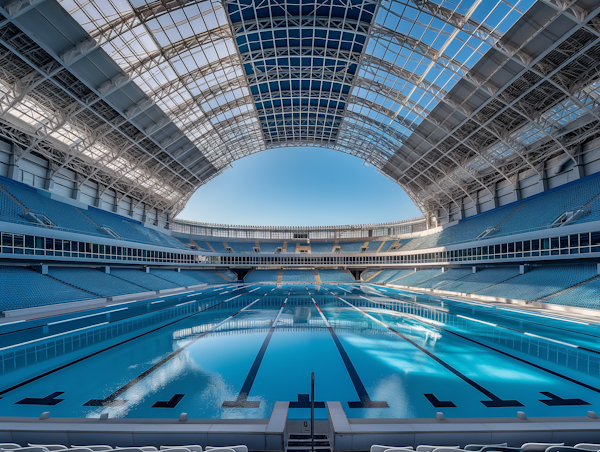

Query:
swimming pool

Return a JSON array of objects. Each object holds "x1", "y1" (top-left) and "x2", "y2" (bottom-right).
[{"x1": 1, "y1": 283, "x2": 599, "y2": 421}]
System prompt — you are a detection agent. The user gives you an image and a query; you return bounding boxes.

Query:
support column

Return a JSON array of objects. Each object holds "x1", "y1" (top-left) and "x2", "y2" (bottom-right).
[
  {"x1": 519, "y1": 264, "x2": 530, "y2": 275},
  {"x1": 472, "y1": 266, "x2": 480, "y2": 274},
  {"x1": 538, "y1": 169, "x2": 549, "y2": 193},
  {"x1": 575, "y1": 154, "x2": 586, "y2": 179},
  {"x1": 7, "y1": 144, "x2": 22, "y2": 181},
  {"x1": 103, "y1": 266, "x2": 110, "y2": 274}
]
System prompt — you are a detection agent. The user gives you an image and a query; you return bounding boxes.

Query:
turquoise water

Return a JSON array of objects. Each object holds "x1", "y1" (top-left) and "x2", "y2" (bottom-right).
[{"x1": 1, "y1": 283, "x2": 600, "y2": 420}]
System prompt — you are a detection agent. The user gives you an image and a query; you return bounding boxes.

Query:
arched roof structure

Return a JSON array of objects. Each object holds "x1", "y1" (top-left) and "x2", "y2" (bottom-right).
[{"x1": 0, "y1": 0, "x2": 599, "y2": 218}]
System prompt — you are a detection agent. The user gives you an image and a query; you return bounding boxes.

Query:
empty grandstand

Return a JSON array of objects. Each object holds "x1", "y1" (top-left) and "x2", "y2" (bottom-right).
[{"x1": 4, "y1": 0, "x2": 600, "y2": 441}]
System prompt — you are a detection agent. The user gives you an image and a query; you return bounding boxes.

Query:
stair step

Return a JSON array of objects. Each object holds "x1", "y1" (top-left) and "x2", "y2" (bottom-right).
[
  {"x1": 288, "y1": 441, "x2": 330, "y2": 446},
  {"x1": 289, "y1": 434, "x2": 328, "y2": 440}
]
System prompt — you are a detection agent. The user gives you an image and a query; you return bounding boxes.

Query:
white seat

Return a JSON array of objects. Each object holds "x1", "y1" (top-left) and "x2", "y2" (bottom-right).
[
  {"x1": 206, "y1": 447, "x2": 246, "y2": 452},
  {"x1": 575, "y1": 445, "x2": 600, "y2": 452},
  {"x1": 110, "y1": 449, "x2": 146, "y2": 452},
  {"x1": 371, "y1": 446, "x2": 413, "y2": 452},
  {"x1": 72, "y1": 447, "x2": 112, "y2": 451},
  {"x1": 522, "y1": 444, "x2": 563, "y2": 452},
  {"x1": 11, "y1": 448, "x2": 49, "y2": 452},
  {"x1": 417, "y1": 447, "x2": 459, "y2": 452},
  {"x1": 465, "y1": 445, "x2": 507, "y2": 451},
  {"x1": 29, "y1": 446, "x2": 66, "y2": 451},
  {"x1": 0, "y1": 445, "x2": 22, "y2": 450},
  {"x1": 160, "y1": 446, "x2": 201, "y2": 452}
]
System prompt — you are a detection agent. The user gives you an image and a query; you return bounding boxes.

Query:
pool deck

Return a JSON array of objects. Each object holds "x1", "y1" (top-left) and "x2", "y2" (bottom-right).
[{"x1": 0, "y1": 401, "x2": 599, "y2": 450}]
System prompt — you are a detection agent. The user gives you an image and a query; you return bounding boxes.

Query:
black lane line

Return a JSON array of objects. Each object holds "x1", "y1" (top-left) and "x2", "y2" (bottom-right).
[
  {"x1": 84, "y1": 288, "x2": 276, "y2": 407},
  {"x1": 356, "y1": 291, "x2": 600, "y2": 395},
  {"x1": 152, "y1": 394, "x2": 185, "y2": 408},
  {"x1": 16, "y1": 392, "x2": 65, "y2": 405},
  {"x1": 0, "y1": 285, "x2": 261, "y2": 398},
  {"x1": 327, "y1": 289, "x2": 523, "y2": 408},
  {"x1": 222, "y1": 297, "x2": 288, "y2": 408},
  {"x1": 424, "y1": 394, "x2": 456, "y2": 408},
  {"x1": 309, "y1": 291, "x2": 388, "y2": 408},
  {"x1": 539, "y1": 391, "x2": 590, "y2": 406}
]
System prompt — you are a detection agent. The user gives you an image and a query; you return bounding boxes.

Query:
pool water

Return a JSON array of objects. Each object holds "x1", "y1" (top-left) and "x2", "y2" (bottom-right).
[{"x1": 1, "y1": 283, "x2": 600, "y2": 420}]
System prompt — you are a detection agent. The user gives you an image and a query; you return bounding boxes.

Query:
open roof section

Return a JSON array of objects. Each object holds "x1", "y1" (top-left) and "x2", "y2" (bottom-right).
[{"x1": 1, "y1": 0, "x2": 600, "y2": 219}]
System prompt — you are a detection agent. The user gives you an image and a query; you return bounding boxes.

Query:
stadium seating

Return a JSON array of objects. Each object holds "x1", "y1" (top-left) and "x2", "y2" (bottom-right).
[
  {"x1": 391, "y1": 268, "x2": 443, "y2": 286},
  {"x1": 361, "y1": 269, "x2": 381, "y2": 281},
  {"x1": 383, "y1": 269, "x2": 416, "y2": 284},
  {"x1": 204, "y1": 241, "x2": 225, "y2": 252},
  {"x1": 150, "y1": 269, "x2": 205, "y2": 287},
  {"x1": 182, "y1": 270, "x2": 230, "y2": 284},
  {"x1": 546, "y1": 277, "x2": 600, "y2": 309},
  {"x1": 367, "y1": 241, "x2": 385, "y2": 252},
  {"x1": 280, "y1": 269, "x2": 316, "y2": 282},
  {"x1": 110, "y1": 269, "x2": 180, "y2": 291},
  {"x1": 285, "y1": 243, "x2": 297, "y2": 253},
  {"x1": 227, "y1": 242, "x2": 256, "y2": 253},
  {"x1": 48, "y1": 267, "x2": 146, "y2": 297},
  {"x1": 258, "y1": 242, "x2": 284, "y2": 253},
  {"x1": 309, "y1": 242, "x2": 335, "y2": 253},
  {"x1": 338, "y1": 241, "x2": 364, "y2": 252},
  {"x1": 440, "y1": 267, "x2": 520, "y2": 294},
  {"x1": 477, "y1": 264, "x2": 596, "y2": 301},
  {"x1": 0, "y1": 184, "x2": 26, "y2": 223},
  {"x1": 82, "y1": 208, "x2": 152, "y2": 243},
  {"x1": 0, "y1": 266, "x2": 95, "y2": 311},
  {"x1": 244, "y1": 269, "x2": 280, "y2": 283},
  {"x1": 318, "y1": 269, "x2": 355, "y2": 282},
  {"x1": 218, "y1": 269, "x2": 238, "y2": 281},
  {"x1": 412, "y1": 268, "x2": 473, "y2": 290},
  {"x1": 368, "y1": 269, "x2": 406, "y2": 284},
  {"x1": 1, "y1": 178, "x2": 103, "y2": 235}
]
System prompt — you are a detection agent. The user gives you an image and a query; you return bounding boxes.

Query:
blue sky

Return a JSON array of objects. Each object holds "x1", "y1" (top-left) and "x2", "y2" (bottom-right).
[{"x1": 177, "y1": 147, "x2": 421, "y2": 226}]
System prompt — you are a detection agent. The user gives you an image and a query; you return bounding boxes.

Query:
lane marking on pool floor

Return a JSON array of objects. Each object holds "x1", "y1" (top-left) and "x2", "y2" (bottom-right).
[
  {"x1": 0, "y1": 284, "x2": 266, "y2": 398},
  {"x1": 308, "y1": 290, "x2": 388, "y2": 409},
  {"x1": 83, "y1": 287, "x2": 278, "y2": 407},
  {"x1": 350, "y1": 290, "x2": 600, "y2": 398},
  {"x1": 222, "y1": 297, "x2": 288, "y2": 408},
  {"x1": 324, "y1": 288, "x2": 524, "y2": 408}
]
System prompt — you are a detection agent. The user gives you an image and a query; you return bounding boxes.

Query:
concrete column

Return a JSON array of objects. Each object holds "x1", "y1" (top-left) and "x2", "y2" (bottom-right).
[
  {"x1": 472, "y1": 266, "x2": 480, "y2": 274},
  {"x1": 145, "y1": 266, "x2": 150, "y2": 274},
  {"x1": 176, "y1": 268, "x2": 181, "y2": 273},
  {"x1": 538, "y1": 169, "x2": 549, "y2": 192},
  {"x1": 597, "y1": 263, "x2": 600, "y2": 276},
  {"x1": 103, "y1": 266, "x2": 110, "y2": 274},
  {"x1": 575, "y1": 154, "x2": 586, "y2": 179},
  {"x1": 35, "y1": 264, "x2": 48, "y2": 275},
  {"x1": 440, "y1": 267, "x2": 446, "y2": 273},
  {"x1": 519, "y1": 264, "x2": 530, "y2": 275},
  {"x1": 7, "y1": 152, "x2": 22, "y2": 181}
]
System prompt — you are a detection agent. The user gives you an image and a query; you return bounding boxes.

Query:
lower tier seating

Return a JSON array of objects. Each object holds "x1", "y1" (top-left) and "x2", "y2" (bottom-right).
[
  {"x1": 48, "y1": 267, "x2": 145, "y2": 297},
  {"x1": 0, "y1": 266, "x2": 94, "y2": 311},
  {"x1": 412, "y1": 268, "x2": 473, "y2": 290},
  {"x1": 440, "y1": 267, "x2": 520, "y2": 294},
  {"x1": 181, "y1": 270, "x2": 230, "y2": 284},
  {"x1": 148, "y1": 269, "x2": 203, "y2": 287},
  {"x1": 110, "y1": 269, "x2": 180, "y2": 291},
  {"x1": 392, "y1": 268, "x2": 443, "y2": 286},
  {"x1": 280, "y1": 269, "x2": 316, "y2": 282},
  {"x1": 318, "y1": 269, "x2": 355, "y2": 282},
  {"x1": 244, "y1": 269, "x2": 280, "y2": 283}
]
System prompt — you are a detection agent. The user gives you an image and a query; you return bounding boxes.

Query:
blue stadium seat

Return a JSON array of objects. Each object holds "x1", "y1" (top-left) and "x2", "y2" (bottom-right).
[
  {"x1": 0, "y1": 267, "x2": 95, "y2": 312},
  {"x1": 309, "y1": 242, "x2": 335, "y2": 253},
  {"x1": 49, "y1": 267, "x2": 145, "y2": 297},
  {"x1": 441, "y1": 267, "x2": 521, "y2": 294},
  {"x1": 281, "y1": 269, "x2": 316, "y2": 282},
  {"x1": 318, "y1": 269, "x2": 355, "y2": 282},
  {"x1": 245, "y1": 269, "x2": 280, "y2": 283}
]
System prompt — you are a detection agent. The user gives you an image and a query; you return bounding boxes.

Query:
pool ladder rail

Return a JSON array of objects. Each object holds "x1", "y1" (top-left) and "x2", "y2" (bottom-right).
[{"x1": 286, "y1": 434, "x2": 332, "y2": 452}]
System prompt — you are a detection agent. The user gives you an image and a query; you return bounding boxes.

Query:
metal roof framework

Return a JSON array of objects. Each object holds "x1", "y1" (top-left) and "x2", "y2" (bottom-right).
[{"x1": 0, "y1": 0, "x2": 599, "y2": 218}]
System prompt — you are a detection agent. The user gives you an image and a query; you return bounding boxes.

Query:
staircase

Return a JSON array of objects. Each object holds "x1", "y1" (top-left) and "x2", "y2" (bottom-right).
[
  {"x1": 277, "y1": 269, "x2": 283, "y2": 284},
  {"x1": 314, "y1": 269, "x2": 321, "y2": 284},
  {"x1": 375, "y1": 241, "x2": 387, "y2": 252},
  {"x1": 286, "y1": 433, "x2": 332, "y2": 452}
]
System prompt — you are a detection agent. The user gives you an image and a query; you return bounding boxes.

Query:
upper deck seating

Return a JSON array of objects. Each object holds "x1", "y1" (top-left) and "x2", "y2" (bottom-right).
[
  {"x1": 258, "y1": 242, "x2": 284, "y2": 253},
  {"x1": 310, "y1": 242, "x2": 335, "y2": 253},
  {"x1": 227, "y1": 242, "x2": 256, "y2": 253},
  {"x1": 338, "y1": 241, "x2": 364, "y2": 252}
]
